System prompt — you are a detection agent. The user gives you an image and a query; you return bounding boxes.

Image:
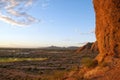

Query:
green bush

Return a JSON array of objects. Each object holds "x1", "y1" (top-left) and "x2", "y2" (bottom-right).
[{"x1": 81, "y1": 57, "x2": 98, "y2": 68}]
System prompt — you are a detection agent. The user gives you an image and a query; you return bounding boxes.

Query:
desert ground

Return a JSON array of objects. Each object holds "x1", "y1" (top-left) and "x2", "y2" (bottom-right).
[{"x1": 0, "y1": 47, "x2": 97, "y2": 80}]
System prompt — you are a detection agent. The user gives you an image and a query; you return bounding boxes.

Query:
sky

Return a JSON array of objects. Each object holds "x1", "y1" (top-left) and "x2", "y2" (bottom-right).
[{"x1": 0, "y1": 0, "x2": 96, "y2": 48}]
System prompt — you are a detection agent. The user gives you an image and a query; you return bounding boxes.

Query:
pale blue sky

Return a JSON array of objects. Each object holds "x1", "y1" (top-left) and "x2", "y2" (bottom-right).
[{"x1": 0, "y1": 0, "x2": 96, "y2": 48}]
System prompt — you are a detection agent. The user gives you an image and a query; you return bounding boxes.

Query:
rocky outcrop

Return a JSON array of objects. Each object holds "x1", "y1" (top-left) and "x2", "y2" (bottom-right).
[
  {"x1": 76, "y1": 42, "x2": 99, "y2": 55},
  {"x1": 91, "y1": 41, "x2": 98, "y2": 53},
  {"x1": 66, "y1": 1, "x2": 120, "y2": 80},
  {"x1": 76, "y1": 42, "x2": 93, "y2": 54},
  {"x1": 93, "y1": 0, "x2": 120, "y2": 62}
]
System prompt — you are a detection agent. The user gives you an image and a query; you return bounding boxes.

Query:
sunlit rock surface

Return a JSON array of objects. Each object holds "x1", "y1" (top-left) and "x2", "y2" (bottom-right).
[{"x1": 93, "y1": 0, "x2": 120, "y2": 62}]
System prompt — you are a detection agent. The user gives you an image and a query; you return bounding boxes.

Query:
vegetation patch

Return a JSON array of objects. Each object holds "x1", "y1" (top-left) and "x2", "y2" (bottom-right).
[
  {"x1": 0, "y1": 58, "x2": 48, "y2": 63},
  {"x1": 81, "y1": 57, "x2": 98, "y2": 68}
]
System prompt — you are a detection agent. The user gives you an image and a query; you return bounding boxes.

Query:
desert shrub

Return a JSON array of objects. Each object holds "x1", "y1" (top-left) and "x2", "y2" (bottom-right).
[
  {"x1": 69, "y1": 65, "x2": 79, "y2": 71},
  {"x1": 98, "y1": 62, "x2": 108, "y2": 67},
  {"x1": 81, "y1": 57, "x2": 98, "y2": 68}
]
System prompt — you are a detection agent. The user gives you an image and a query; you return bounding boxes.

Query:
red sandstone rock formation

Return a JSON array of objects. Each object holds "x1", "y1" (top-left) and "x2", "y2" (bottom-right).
[
  {"x1": 93, "y1": 0, "x2": 120, "y2": 62},
  {"x1": 91, "y1": 41, "x2": 98, "y2": 53},
  {"x1": 76, "y1": 42, "x2": 93, "y2": 53},
  {"x1": 66, "y1": 1, "x2": 120, "y2": 80},
  {"x1": 76, "y1": 42, "x2": 99, "y2": 55}
]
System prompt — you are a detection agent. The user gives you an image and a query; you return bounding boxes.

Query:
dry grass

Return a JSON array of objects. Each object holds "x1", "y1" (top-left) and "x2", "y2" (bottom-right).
[
  {"x1": 0, "y1": 58, "x2": 47, "y2": 63},
  {"x1": 81, "y1": 57, "x2": 98, "y2": 68}
]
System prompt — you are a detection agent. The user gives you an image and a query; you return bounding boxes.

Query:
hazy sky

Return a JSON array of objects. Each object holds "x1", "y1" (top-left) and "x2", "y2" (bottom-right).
[{"x1": 0, "y1": 0, "x2": 95, "y2": 48}]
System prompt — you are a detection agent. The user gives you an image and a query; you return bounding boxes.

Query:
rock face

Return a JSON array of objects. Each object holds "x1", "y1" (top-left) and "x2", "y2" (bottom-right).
[{"x1": 93, "y1": 0, "x2": 120, "y2": 62}]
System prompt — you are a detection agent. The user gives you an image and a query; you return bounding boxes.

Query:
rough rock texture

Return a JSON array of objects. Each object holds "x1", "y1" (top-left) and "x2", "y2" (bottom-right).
[
  {"x1": 84, "y1": 58, "x2": 120, "y2": 80},
  {"x1": 93, "y1": 0, "x2": 120, "y2": 62},
  {"x1": 91, "y1": 41, "x2": 99, "y2": 53},
  {"x1": 76, "y1": 42, "x2": 99, "y2": 55}
]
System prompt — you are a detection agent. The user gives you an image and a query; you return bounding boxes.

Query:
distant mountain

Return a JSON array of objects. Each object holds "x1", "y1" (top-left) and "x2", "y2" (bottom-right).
[
  {"x1": 67, "y1": 46, "x2": 79, "y2": 50},
  {"x1": 40, "y1": 46, "x2": 79, "y2": 50}
]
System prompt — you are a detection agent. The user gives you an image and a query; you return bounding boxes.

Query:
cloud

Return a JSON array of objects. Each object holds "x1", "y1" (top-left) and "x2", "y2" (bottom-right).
[
  {"x1": 0, "y1": 14, "x2": 27, "y2": 26},
  {"x1": 41, "y1": 3, "x2": 49, "y2": 9},
  {"x1": 0, "y1": 0, "x2": 38, "y2": 26},
  {"x1": 36, "y1": 0, "x2": 50, "y2": 9},
  {"x1": 25, "y1": 0, "x2": 33, "y2": 7}
]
